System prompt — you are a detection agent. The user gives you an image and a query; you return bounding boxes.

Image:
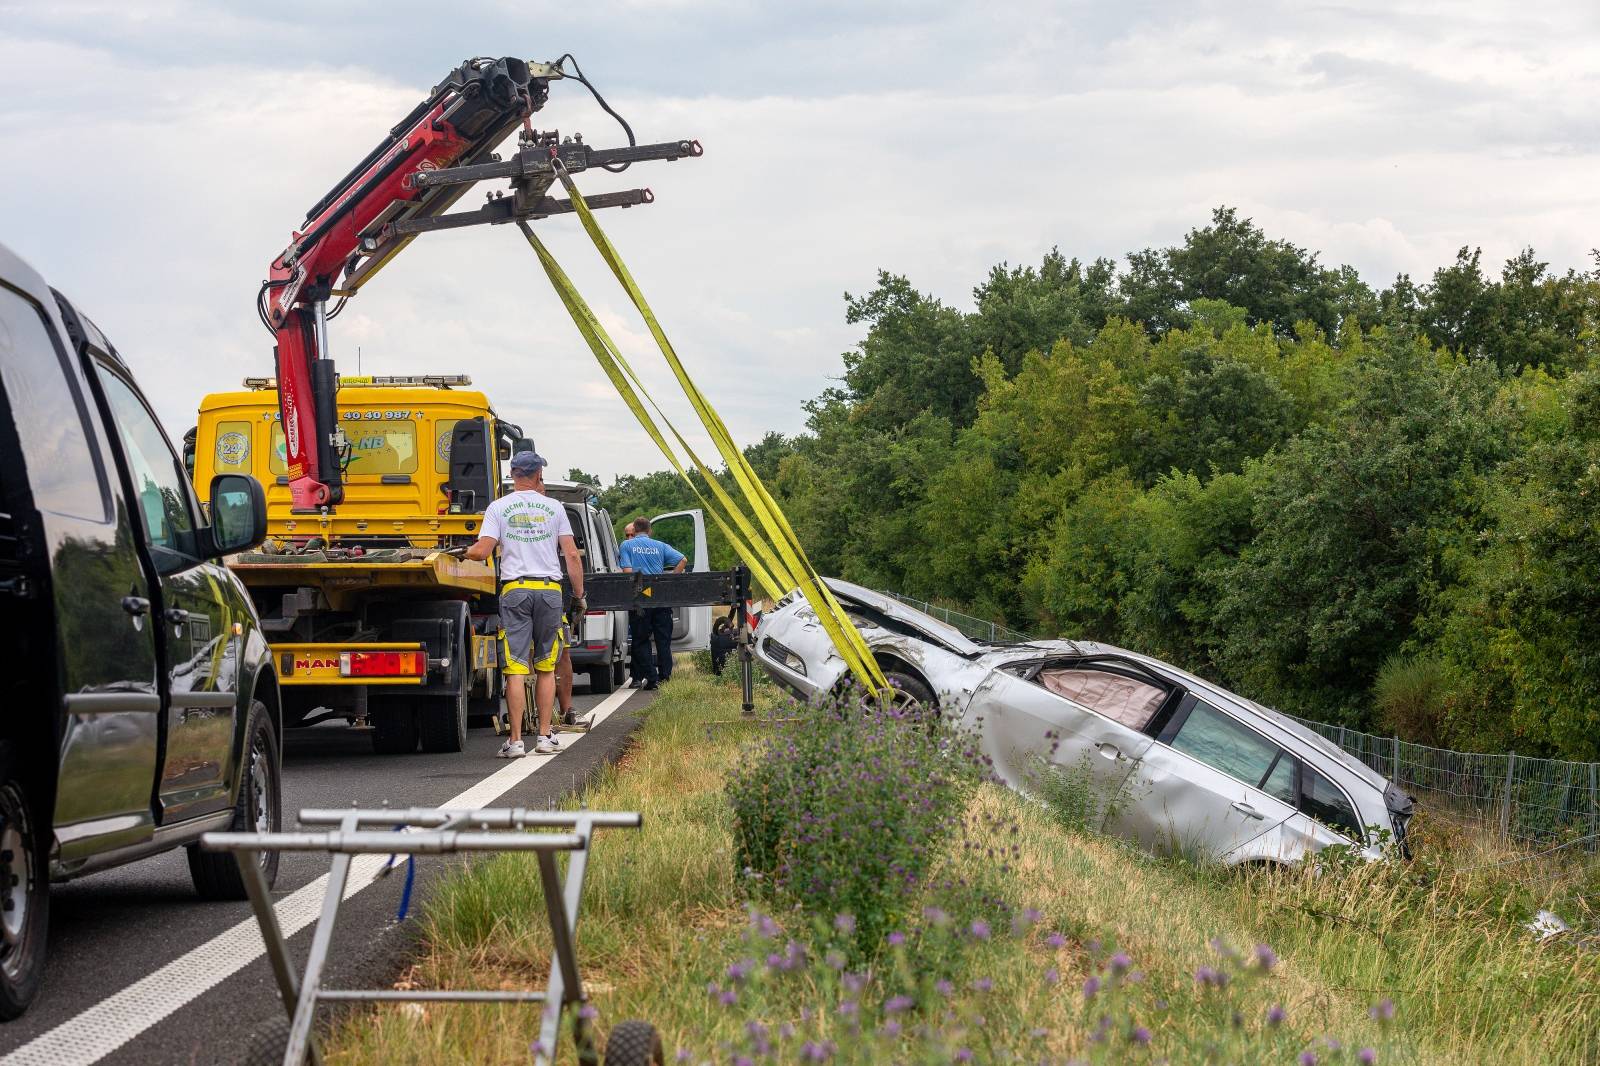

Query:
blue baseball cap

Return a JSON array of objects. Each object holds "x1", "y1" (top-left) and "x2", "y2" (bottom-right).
[{"x1": 509, "y1": 450, "x2": 548, "y2": 476}]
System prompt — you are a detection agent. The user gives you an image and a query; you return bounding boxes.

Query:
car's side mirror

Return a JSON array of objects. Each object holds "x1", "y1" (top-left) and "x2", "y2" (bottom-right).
[{"x1": 204, "y1": 473, "x2": 267, "y2": 557}]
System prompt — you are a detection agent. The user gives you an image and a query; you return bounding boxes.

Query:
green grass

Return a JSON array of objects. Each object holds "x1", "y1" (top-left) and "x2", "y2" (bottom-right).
[{"x1": 325, "y1": 668, "x2": 1600, "y2": 1065}]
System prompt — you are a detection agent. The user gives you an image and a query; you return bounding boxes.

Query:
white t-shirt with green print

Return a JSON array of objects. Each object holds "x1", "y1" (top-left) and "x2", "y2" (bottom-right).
[{"x1": 480, "y1": 490, "x2": 573, "y2": 581}]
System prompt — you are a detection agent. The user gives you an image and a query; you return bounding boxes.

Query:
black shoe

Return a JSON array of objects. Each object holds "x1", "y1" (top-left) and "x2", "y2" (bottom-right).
[
  {"x1": 627, "y1": 678, "x2": 643, "y2": 689},
  {"x1": 642, "y1": 682, "x2": 658, "y2": 691}
]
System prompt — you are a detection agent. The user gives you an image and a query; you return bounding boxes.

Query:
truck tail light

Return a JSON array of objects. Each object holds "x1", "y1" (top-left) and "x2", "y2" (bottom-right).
[{"x1": 340, "y1": 650, "x2": 425, "y2": 677}]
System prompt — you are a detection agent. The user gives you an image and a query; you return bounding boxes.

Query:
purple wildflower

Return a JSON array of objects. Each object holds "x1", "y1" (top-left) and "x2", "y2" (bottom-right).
[
  {"x1": 834, "y1": 913, "x2": 857, "y2": 935},
  {"x1": 718, "y1": 989, "x2": 737, "y2": 1006},
  {"x1": 1299, "y1": 1054, "x2": 1318, "y2": 1066},
  {"x1": 1108, "y1": 952, "x2": 1132, "y2": 976},
  {"x1": 922, "y1": 906, "x2": 949, "y2": 926},
  {"x1": 1194, "y1": 966, "x2": 1217, "y2": 985},
  {"x1": 888, "y1": 931, "x2": 906, "y2": 946},
  {"x1": 954, "y1": 1049, "x2": 973, "y2": 1063},
  {"x1": 676, "y1": 1051, "x2": 692, "y2": 1063},
  {"x1": 1045, "y1": 932, "x2": 1067, "y2": 949},
  {"x1": 1044, "y1": 967, "x2": 1061, "y2": 985},
  {"x1": 1082, "y1": 975, "x2": 1101, "y2": 1000},
  {"x1": 935, "y1": 979, "x2": 954, "y2": 997},
  {"x1": 880, "y1": 1020, "x2": 902, "y2": 1038},
  {"x1": 1358, "y1": 1050, "x2": 1377, "y2": 1065},
  {"x1": 884, "y1": 994, "x2": 914, "y2": 1014},
  {"x1": 1131, "y1": 1026, "x2": 1151, "y2": 1045},
  {"x1": 735, "y1": 1057, "x2": 754, "y2": 1066},
  {"x1": 1266, "y1": 1005, "x2": 1287, "y2": 1026},
  {"x1": 800, "y1": 1041, "x2": 831, "y2": 1062},
  {"x1": 779, "y1": 1023, "x2": 795, "y2": 1039},
  {"x1": 1369, "y1": 998, "x2": 1396, "y2": 1022},
  {"x1": 576, "y1": 1004, "x2": 598, "y2": 1020},
  {"x1": 825, "y1": 950, "x2": 847, "y2": 971},
  {"x1": 972, "y1": 977, "x2": 993, "y2": 993},
  {"x1": 969, "y1": 919, "x2": 991, "y2": 940},
  {"x1": 726, "y1": 959, "x2": 754, "y2": 982},
  {"x1": 837, "y1": 1000, "x2": 858, "y2": 1018},
  {"x1": 842, "y1": 972, "x2": 867, "y2": 995},
  {"x1": 1254, "y1": 943, "x2": 1279, "y2": 971}
]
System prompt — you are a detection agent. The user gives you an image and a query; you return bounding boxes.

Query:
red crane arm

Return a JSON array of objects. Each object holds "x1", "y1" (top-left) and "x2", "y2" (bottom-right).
[{"x1": 263, "y1": 57, "x2": 549, "y2": 510}]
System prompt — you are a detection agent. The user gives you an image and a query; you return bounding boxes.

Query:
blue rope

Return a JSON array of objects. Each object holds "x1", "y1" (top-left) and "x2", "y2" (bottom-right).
[{"x1": 381, "y1": 826, "x2": 418, "y2": 921}]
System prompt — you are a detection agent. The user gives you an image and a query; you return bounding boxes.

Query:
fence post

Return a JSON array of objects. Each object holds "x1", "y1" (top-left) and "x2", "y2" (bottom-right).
[
  {"x1": 1500, "y1": 752, "x2": 1516, "y2": 836},
  {"x1": 1336, "y1": 725, "x2": 1346, "y2": 749},
  {"x1": 1590, "y1": 763, "x2": 1598, "y2": 851},
  {"x1": 1391, "y1": 735, "x2": 1401, "y2": 782}
]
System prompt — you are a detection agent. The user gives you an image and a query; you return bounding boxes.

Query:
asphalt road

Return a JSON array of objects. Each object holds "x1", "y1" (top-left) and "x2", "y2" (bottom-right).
[{"x1": 0, "y1": 684, "x2": 654, "y2": 1066}]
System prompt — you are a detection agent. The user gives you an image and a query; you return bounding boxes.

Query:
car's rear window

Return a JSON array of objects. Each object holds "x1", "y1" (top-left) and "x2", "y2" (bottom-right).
[
  {"x1": 1164, "y1": 698, "x2": 1281, "y2": 789},
  {"x1": 1038, "y1": 667, "x2": 1166, "y2": 731}
]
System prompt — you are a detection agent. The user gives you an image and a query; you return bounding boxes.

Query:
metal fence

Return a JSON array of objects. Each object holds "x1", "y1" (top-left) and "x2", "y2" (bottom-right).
[{"x1": 879, "y1": 590, "x2": 1600, "y2": 851}]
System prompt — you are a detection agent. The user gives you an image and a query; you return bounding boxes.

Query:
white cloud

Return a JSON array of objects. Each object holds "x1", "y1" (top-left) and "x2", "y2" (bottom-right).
[{"x1": 2, "y1": 2, "x2": 1599, "y2": 481}]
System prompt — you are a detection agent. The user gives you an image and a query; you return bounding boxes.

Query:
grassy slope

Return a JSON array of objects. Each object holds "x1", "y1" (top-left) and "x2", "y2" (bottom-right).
[{"x1": 326, "y1": 670, "x2": 1599, "y2": 1065}]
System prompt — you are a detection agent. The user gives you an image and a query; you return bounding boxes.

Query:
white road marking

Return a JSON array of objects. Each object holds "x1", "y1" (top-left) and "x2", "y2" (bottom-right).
[{"x1": 2, "y1": 686, "x2": 639, "y2": 1066}]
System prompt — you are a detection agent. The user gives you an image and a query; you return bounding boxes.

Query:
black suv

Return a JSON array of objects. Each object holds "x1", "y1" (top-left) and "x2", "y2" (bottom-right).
[{"x1": 0, "y1": 240, "x2": 282, "y2": 1018}]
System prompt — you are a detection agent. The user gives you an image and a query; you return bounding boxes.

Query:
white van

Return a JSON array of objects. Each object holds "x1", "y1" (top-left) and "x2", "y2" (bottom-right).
[{"x1": 540, "y1": 486, "x2": 713, "y2": 691}]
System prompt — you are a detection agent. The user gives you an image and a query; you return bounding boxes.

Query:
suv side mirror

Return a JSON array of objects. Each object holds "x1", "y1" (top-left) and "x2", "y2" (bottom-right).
[{"x1": 204, "y1": 474, "x2": 267, "y2": 556}]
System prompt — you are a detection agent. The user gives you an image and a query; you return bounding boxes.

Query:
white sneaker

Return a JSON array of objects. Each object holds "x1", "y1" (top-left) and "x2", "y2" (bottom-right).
[
  {"x1": 544, "y1": 733, "x2": 561, "y2": 750},
  {"x1": 498, "y1": 739, "x2": 525, "y2": 759},
  {"x1": 534, "y1": 736, "x2": 556, "y2": 755}
]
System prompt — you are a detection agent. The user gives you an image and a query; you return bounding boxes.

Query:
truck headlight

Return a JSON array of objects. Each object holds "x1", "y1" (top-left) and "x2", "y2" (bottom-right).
[{"x1": 761, "y1": 637, "x2": 807, "y2": 676}]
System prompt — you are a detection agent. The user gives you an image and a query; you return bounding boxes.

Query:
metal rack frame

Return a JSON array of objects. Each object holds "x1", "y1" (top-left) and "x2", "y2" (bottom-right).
[{"x1": 203, "y1": 806, "x2": 641, "y2": 1066}]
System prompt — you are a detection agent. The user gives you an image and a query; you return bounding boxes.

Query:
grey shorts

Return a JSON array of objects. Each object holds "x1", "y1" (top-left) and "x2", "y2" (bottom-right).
[{"x1": 500, "y1": 586, "x2": 565, "y2": 674}]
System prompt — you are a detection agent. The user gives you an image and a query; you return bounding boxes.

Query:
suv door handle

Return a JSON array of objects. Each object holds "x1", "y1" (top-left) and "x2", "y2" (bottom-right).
[
  {"x1": 1231, "y1": 801, "x2": 1265, "y2": 820},
  {"x1": 121, "y1": 595, "x2": 151, "y2": 617},
  {"x1": 164, "y1": 607, "x2": 190, "y2": 624},
  {"x1": 1096, "y1": 742, "x2": 1123, "y2": 761}
]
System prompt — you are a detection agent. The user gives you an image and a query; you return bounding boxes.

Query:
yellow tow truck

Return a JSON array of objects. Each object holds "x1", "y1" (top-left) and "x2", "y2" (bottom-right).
[{"x1": 186, "y1": 374, "x2": 525, "y2": 754}]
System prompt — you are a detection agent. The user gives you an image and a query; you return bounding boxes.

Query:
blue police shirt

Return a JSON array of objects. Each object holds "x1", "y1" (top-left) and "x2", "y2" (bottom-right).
[{"x1": 618, "y1": 535, "x2": 685, "y2": 575}]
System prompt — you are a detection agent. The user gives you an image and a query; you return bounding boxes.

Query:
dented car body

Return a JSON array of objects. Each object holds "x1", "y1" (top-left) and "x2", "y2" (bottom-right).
[{"x1": 755, "y1": 580, "x2": 1414, "y2": 866}]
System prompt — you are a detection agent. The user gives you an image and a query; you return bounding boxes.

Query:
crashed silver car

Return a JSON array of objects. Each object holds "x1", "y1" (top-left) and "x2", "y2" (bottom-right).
[{"x1": 755, "y1": 580, "x2": 1414, "y2": 866}]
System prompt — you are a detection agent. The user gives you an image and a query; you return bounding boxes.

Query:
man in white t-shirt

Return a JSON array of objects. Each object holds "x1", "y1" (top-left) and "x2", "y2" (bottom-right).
[{"x1": 466, "y1": 450, "x2": 585, "y2": 758}]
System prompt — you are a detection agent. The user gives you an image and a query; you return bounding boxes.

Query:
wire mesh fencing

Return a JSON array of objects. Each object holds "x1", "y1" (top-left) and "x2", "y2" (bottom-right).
[{"x1": 877, "y1": 590, "x2": 1600, "y2": 852}]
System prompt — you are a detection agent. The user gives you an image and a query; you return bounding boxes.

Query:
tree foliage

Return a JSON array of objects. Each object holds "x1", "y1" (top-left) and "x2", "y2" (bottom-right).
[{"x1": 590, "y1": 208, "x2": 1600, "y2": 758}]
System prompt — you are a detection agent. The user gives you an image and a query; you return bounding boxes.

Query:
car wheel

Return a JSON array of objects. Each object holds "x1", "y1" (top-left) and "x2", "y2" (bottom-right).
[
  {"x1": 881, "y1": 670, "x2": 936, "y2": 716},
  {"x1": 0, "y1": 743, "x2": 49, "y2": 1020},
  {"x1": 588, "y1": 663, "x2": 617, "y2": 695},
  {"x1": 604, "y1": 1020, "x2": 665, "y2": 1066},
  {"x1": 188, "y1": 699, "x2": 282, "y2": 900},
  {"x1": 369, "y1": 697, "x2": 421, "y2": 754},
  {"x1": 612, "y1": 658, "x2": 626, "y2": 687}
]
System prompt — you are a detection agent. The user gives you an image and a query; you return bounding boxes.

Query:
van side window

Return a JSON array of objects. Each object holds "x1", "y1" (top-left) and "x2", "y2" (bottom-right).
[
  {"x1": 0, "y1": 286, "x2": 107, "y2": 521},
  {"x1": 95, "y1": 368, "x2": 197, "y2": 565},
  {"x1": 1301, "y1": 765, "x2": 1363, "y2": 841}
]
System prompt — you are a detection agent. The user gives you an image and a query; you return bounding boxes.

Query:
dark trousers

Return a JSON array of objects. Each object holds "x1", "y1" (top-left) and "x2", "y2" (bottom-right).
[
  {"x1": 627, "y1": 611, "x2": 648, "y2": 681},
  {"x1": 634, "y1": 606, "x2": 676, "y2": 685}
]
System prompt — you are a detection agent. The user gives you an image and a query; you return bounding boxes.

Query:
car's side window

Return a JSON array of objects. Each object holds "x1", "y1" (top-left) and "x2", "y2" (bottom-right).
[
  {"x1": 95, "y1": 367, "x2": 198, "y2": 566},
  {"x1": 1160, "y1": 697, "x2": 1283, "y2": 792},
  {"x1": 1259, "y1": 750, "x2": 1299, "y2": 804},
  {"x1": 1301, "y1": 765, "x2": 1363, "y2": 841},
  {"x1": 0, "y1": 285, "x2": 108, "y2": 521}
]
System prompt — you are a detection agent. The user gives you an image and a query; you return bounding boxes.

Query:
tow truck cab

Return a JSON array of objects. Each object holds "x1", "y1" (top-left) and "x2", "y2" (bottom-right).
[{"x1": 188, "y1": 376, "x2": 523, "y2": 754}]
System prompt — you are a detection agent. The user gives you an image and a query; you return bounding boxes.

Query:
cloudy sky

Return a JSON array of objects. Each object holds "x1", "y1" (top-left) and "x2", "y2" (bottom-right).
[{"x1": 3, "y1": 1, "x2": 1597, "y2": 481}]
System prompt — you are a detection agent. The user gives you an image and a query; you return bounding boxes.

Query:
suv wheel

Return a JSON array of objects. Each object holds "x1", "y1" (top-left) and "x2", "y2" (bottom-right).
[
  {"x1": 588, "y1": 663, "x2": 617, "y2": 695},
  {"x1": 188, "y1": 700, "x2": 282, "y2": 900},
  {"x1": 0, "y1": 743, "x2": 49, "y2": 1020}
]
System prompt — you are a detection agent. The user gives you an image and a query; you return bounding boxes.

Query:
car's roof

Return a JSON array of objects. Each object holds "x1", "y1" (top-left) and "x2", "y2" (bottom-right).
[
  {"x1": 0, "y1": 239, "x2": 50, "y2": 306},
  {"x1": 542, "y1": 480, "x2": 601, "y2": 506}
]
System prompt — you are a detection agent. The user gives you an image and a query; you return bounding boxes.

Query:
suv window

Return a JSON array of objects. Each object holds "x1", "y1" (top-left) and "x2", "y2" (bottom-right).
[
  {"x1": 1301, "y1": 765, "x2": 1363, "y2": 841},
  {"x1": 0, "y1": 285, "x2": 107, "y2": 521},
  {"x1": 96, "y1": 368, "x2": 198, "y2": 565},
  {"x1": 1161, "y1": 698, "x2": 1283, "y2": 793}
]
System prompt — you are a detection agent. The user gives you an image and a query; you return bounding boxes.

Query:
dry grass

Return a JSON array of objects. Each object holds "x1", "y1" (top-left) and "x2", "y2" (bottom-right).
[{"x1": 325, "y1": 669, "x2": 1599, "y2": 1065}]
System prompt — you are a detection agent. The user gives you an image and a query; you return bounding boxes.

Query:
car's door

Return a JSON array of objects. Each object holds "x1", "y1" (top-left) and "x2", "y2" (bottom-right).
[
  {"x1": 90, "y1": 361, "x2": 237, "y2": 821},
  {"x1": 970, "y1": 663, "x2": 1156, "y2": 830},
  {"x1": 0, "y1": 284, "x2": 161, "y2": 862},
  {"x1": 1270, "y1": 762, "x2": 1368, "y2": 860},
  {"x1": 1106, "y1": 694, "x2": 1301, "y2": 861},
  {"x1": 650, "y1": 508, "x2": 710, "y2": 652}
]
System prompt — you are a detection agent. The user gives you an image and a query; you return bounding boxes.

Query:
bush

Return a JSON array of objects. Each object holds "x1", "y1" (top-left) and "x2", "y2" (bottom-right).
[
  {"x1": 1372, "y1": 653, "x2": 1455, "y2": 744},
  {"x1": 725, "y1": 690, "x2": 977, "y2": 956}
]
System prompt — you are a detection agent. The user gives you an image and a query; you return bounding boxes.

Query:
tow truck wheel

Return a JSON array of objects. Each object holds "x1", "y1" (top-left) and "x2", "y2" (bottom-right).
[
  {"x1": 369, "y1": 697, "x2": 421, "y2": 754},
  {"x1": 0, "y1": 743, "x2": 48, "y2": 1020},
  {"x1": 189, "y1": 700, "x2": 282, "y2": 900},
  {"x1": 420, "y1": 627, "x2": 470, "y2": 753}
]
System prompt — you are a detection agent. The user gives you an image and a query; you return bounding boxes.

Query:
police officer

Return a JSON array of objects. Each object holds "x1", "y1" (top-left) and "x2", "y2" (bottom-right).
[{"x1": 618, "y1": 516, "x2": 686, "y2": 689}]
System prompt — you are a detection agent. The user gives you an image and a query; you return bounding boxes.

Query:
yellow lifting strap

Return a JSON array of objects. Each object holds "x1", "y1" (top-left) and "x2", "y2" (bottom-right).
[{"x1": 521, "y1": 167, "x2": 889, "y2": 694}]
